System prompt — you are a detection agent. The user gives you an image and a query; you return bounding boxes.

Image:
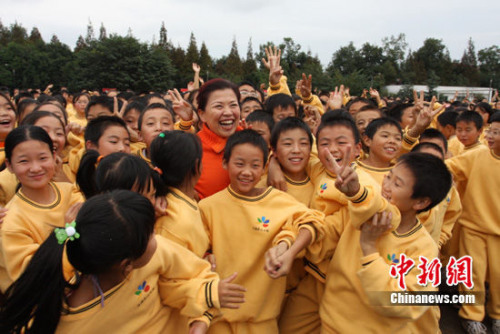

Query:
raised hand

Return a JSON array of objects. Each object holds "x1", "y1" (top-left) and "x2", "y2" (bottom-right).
[
  {"x1": 168, "y1": 89, "x2": 193, "y2": 121},
  {"x1": 303, "y1": 105, "x2": 321, "y2": 135},
  {"x1": 322, "y1": 146, "x2": 360, "y2": 197},
  {"x1": 218, "y1": 273, "x2": 246, "y2": 309},
  {"x1": 327, "y1": 85, "x2": 344, "y2": 110},
  {"x1": 299, "y1": 73, "x2": 312, "y2": 99},
  {"x1": 192, "y1": 63, "x2": 201, "y2": 73},
  {"x1": 262, "y1": 46, "x2": 283, "y2": 86},
  {"x1": 113, "y1": 96, "x2": 128, "y2": 118}
]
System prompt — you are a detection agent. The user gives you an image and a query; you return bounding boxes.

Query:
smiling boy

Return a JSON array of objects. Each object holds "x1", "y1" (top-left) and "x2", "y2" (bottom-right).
[
  {"x1": 308, "y1": 152, "x2": 451, "y2": 333},
  {"x1": 199, "y1": 129, "x2": 324, "y2": 333}
]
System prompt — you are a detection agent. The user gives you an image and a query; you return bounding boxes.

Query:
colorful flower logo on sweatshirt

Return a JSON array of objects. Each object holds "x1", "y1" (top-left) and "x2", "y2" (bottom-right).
[
  {"x1": 135, "y1": 281, "x2": 151, "y2": 296},
  {"x1": 319, "y1": 183, "x2": 327, "y2": 194},
  {"x1": 387, "y1": 253, "x2": 400, "y2": 265},
  {"x1": 258, "y1": 216, "x2": 270, "y2": 228}
]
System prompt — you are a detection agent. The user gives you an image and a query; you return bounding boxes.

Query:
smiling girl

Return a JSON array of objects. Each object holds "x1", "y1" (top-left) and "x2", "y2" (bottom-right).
[
  {"x1": 0, "y1": 93, "x2": 17, "y2": 166},
  {"x1": 0, "y1": 125, "x2": 83, "y2": 292}
]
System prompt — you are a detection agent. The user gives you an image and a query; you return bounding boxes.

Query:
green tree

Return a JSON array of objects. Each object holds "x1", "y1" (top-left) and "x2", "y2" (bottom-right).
[
  {"x1": 85, "y1": 20, "x2": 95, "y2": 45},
  {"x1": 242, "y1": 37, "x2": 260, "y2": 85},
  {"x1": 99, "y1": 23, "x2": 107, "y2": 41},
  {"x1": 198, "y1": 41, "x2": 213, "y2": 80},
  {"x1": 220, "y1": 37, "x2": 243, "y2": 82},
  {"x1": 327, "y1": 42, "x2": 363, "y2": 76},
  {"x1": 460, "y1": 38, "x2": 479, "y2": 86},
  {"x1": 478, "y1": 45, "x2": 500, "y2": 88},
  {"x1": 28, "y1": 27, "x2": 43, "y2": 44},
  {"x1": 185, "y1": 32, "x2": 199, "y2": 69},
  {"x1": 158, "y1": 22, "x2": 168, "y2": 51}
]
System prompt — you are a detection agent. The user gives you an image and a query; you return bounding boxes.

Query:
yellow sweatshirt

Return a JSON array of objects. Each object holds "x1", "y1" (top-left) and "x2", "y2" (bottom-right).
[
  {"x1": 447, "y1": 135, "x2": 464, "y2": 158},
  {"x1": 355, "y1": 159, "x2": 392, "y2": 185},
  {"x1": 313, "y1": 206, "x2": 436, "y2": 333},
  {"x1": 283, "y1": 175, "x2": 315, "y2": 208},
  {"x1": 155, "y1": 187, "x2": 210, "y2": 258},
  {"x1": 134, "y1": 147, "x2": 153, "y2": 168},
  {"x1": 0, "y1": 168, "x2": 18, "y2": 207},
  {"x1": 446, "y1": 147, "x2": 500, "y2": 236},
  {"x1": 305, "y1": 159, "x2": 382, "y2": 282},
  {"x1": 56, "y1": 236, "x2": 221, "y2": 333},
  {"x1": 267, "y1": 76, "x2": 292, "y2": 97},
  {"x1": 0, "y1": 182, "x2": 83, "y2": 291},
  {"x1": 199, "y1": 186, "x2": 324, "y2": 324},
  {"x1": 419, "y1": 186, "x2": 462, "y2": 249}
]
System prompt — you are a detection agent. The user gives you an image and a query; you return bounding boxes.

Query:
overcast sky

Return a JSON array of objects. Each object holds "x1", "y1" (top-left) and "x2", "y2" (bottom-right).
[{"x1": 2, "y1": 0, "x2": 499, "y2": 66}]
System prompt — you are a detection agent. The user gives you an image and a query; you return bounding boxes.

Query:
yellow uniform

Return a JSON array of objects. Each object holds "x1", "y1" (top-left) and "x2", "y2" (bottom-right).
[
  {"x1": 0, "y1": 182, "x2": 83, "y2": 291},
  {"x1": 56, "y1": 236, "x2": 221, "y2": 333},
  {"x1": 155, "y1": 187, "x2": 209, "y2": 258},
  {"x1": 355, "y1": 159, "x2": 392, "y2": 185},
  {"x1": 279, "y1": 160, "x2": 382, "y2": 334},
  {"x1": 419, "y1": 186, "x2": 462, "y2": 250},
  {"x1": 447, "y1": 135, "x2": 464, "y2": 158},
  {"x1": 446, "y1": 147, "x2": 500, "y2": 321},
  {"x1": 67, "y1": 114, "x2": 87, "y2": 127},
  {"x1": 133, "y1": 147, "x2": 153, "y2": 168},
  {"x1": 199, "y1": 186, "x2": 324, "y2": 333},
  {"x1": 0, "y1": 169, "x2": 18, "y2": 207},
  {"x1": 310, "y1": 201, "x2": 435, "y2": 333}
]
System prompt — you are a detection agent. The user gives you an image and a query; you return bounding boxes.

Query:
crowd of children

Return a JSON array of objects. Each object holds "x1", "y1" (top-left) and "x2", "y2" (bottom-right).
[{"x1": 0, "y1": 48, "x2": 499, "y2": 334}]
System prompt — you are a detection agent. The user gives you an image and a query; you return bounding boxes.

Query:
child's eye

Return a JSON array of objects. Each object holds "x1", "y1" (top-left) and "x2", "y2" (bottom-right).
[{"x1": 109, "y1": 141, "x2": 118, "y2": 144}]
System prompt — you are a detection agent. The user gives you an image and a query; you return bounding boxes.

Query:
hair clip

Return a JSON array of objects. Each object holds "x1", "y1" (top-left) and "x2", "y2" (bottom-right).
[
  {"x1": 153, "y1": 166, "x2": 163, "y2": 175},
  {"x1": 158, "y1": 133, "x2": 165, "y2": 138},
  {"x1": 97, "y1": 155, "x2": 104, "y2": 163},
  {"x1": 54, "y1": 221, "x2": 80, "y2": 245}
]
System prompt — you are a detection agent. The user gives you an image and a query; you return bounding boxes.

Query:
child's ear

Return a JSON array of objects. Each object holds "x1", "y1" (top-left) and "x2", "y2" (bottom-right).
[
  {"x1": 86, "y1": 140, "x2": 97, "y2": 151},
  {"x1": 222, "y1": 159, "x2": 228, "y2": 170},
  {"x1": 120, "y1": 259, "x2": 134, "y2": 276},
  {"x1": 413, "y1": 197, "x2": 431, "y2": 212},
  {"x1": 363, "y1": 135, "x2": 372, "y2": 148}
]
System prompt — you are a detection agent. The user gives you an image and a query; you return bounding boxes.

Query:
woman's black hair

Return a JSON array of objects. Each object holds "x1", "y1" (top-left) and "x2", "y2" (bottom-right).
[
  {"x1": 77, "y1": 151, "x2": 155, "y2": 199},
  {"x1": 150, "y1": 131, "x2": 202, "y2": 193},
  {"x1": 0, "y1": 190, "x2": 155, "y2": 334},
  {"x1": 5, "y1": 125, "x2": 54, "y2": 162}
]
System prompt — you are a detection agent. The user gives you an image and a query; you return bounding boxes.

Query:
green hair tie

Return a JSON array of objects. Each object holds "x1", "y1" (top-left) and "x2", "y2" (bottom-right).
[
  {"x1": 55, "y1": 221, "x2": 80, "y2": 245},
  {"x1": 158, "y1": 132, "x2": 165, "y2": 138}
]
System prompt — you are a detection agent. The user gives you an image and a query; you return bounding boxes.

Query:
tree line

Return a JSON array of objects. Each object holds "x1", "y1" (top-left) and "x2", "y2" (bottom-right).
[{"x1": 0, "y1": 21, "x2": 498, "y2": 96}]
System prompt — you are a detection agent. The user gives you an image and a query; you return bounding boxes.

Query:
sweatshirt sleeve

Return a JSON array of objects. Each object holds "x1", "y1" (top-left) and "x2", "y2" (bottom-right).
[
  {"x1": 357, "y1": 235, "x2": 438, "y2": 320},
  {"x1": 157, "y1": 237, "x2": 220, "y2": 318},
  {"x1": 438, "y1": 187, "x2": 462, "y2": 249},
  {"x1": 267, "y1": 76, "x2": 292, "y2": 97}
]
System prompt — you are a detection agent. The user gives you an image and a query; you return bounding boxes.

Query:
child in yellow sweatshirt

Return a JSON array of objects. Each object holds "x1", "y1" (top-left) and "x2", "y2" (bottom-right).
[
  {"x1": 445, "y1": 112, "x2": 500, "y2": 333},
  {"x1": 0, "y1": 191, "x2": 246, "y2": 333},
  {"x1": 199, "y1": 129, "x2": 324, "y2": 333},
  {"x1": 308, "y1": 152, "x2": 452, "y2": 333}
]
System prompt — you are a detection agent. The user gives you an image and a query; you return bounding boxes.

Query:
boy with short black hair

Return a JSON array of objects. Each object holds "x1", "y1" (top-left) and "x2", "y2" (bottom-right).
[
  {"x1": 455, "y1": 111, "x2": 484, "y2": 152},
  {"x1": 356, "y1": 117, "x2": 403, "y2": 184},
  {"x1": 446, "y1": 112, "x2": 500, "y2": 333},
  {"x1": 270, "y1": 117, "x2": 314, "y2": 207},
  {"x1": 245, "y1": 110, "x2": 274, "y2": 149},
  {"x1": 265, "y1": 93, "x2": 297, "y2": 123},
  {"x1": 199, "y1": 129, "x2": 324, "y2": 333},
  {"x1": 85, "y1": 96, "x2": 115, "y2": 121},
  {"x1": 308, "y1": 152, "x2": 451, "y2": 333},
  {"x1": 419, "y1": 127, "x2": 449, "y2": 158}
]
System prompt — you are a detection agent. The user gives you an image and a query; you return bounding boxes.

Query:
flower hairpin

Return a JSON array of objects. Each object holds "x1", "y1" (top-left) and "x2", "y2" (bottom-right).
[{"x1": 55, "y1": 221, "x2": 80, "y2": 245}]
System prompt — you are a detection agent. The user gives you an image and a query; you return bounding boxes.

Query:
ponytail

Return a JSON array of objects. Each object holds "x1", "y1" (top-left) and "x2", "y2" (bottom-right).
[
  {"x1": 0, "y1": 233, "x2": 67, "y2": 333},
  {"x1": 76, "y1": 149, "x2": 100, "y2": 199}
]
